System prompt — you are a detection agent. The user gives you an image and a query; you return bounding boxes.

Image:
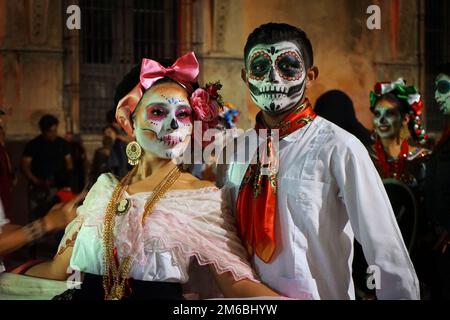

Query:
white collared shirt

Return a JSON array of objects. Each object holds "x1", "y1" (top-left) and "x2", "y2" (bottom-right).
[{"x1": 221, "y1": 116, "x2": 420, "y2": 300}]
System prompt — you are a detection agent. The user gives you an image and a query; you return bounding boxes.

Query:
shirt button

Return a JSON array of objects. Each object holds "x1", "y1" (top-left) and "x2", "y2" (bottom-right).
[{"x1": 299, "y1": 193, "x2": 306, "y2": 199}]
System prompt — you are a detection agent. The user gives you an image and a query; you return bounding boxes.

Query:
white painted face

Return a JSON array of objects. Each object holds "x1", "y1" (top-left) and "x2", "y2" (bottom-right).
[
  {"x1": 372, "y1": 99, "x2": 403, "y2": 139},
  {"x1": 246, "y1": 41, "x2": 307, "y2": 114},
  {"x1": 133, "y1": 82, "x2": 193, "y2": 159},
  {"x1": 435, "y1": 73, "x2": 450, "y2": 116}
]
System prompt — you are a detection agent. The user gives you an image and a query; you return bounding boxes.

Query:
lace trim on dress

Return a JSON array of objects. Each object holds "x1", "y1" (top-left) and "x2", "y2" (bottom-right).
[{"x1": 70, "y1": 173, "x2": 259, "y2": 283}]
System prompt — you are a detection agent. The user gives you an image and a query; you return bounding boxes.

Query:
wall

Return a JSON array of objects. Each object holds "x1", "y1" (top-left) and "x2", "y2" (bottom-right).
[
  {"x1": 0, "y1": 0, "x2": 423, "y2": 136},
  {"x1": 198, "y1": 0, "x2": 422, "y2": 130},
  {"x1": 0, "y1": 0, "x2": 65, "y2": 140}
]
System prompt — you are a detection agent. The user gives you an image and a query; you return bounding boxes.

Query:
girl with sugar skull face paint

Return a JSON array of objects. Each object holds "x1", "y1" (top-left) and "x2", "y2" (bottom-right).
[
  {"x1": 21, "y1": 52, "x2": 281, "y2": 300},
  {"x1": 132, "y1": 80, "x2": 194, "y2": 160}
]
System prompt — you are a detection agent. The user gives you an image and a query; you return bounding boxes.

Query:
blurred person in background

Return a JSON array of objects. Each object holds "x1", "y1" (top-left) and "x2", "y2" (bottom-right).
[
  {"x1": 21, "y1": 114, "x2": 73, "y2": 237},
  {"x1": 424, "y1": 64, "x2": 450, "y2": 300},
  {"x1": 64, "y1": 132, "x2": 88, "y2": 193},
  {"x1": 105, "y1": 110, "x2": 130, "y2": 179},
  {"x1": 314, "y1": 90, "x2": 372, "y2": 146},
  {"x1": 90, "y1": 125, "x2": 117, "y2": 183}
]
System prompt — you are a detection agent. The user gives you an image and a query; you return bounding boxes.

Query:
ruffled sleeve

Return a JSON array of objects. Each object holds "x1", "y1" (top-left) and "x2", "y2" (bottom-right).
[
  {"x1": 56, "y1": 173, "x2": 118, "y2": 256},
  {"x1": 149, "y1": 187, "x2": 260, "y2": 283}
]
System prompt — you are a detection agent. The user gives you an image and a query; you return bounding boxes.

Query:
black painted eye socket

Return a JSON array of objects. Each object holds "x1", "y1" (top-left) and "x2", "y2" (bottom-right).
[
  {"x1": 250, "y1": 55, "x2": 271, "y2": 77},
  {"x1": 374, "y1": 110, "x2": 381, "y2": 117},
  {"x1": 276, "y1": 55, "x2": 302, "y2": 78},
  {"x1": 437, "y1": 80, "x2": 450, "y2": 94},
  {"x1": 385, "y1": 109, "x2": 399, "y2": 117}
]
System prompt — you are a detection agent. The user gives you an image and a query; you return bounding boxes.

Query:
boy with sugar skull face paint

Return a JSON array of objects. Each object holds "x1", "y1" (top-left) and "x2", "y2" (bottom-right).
[
  {"x1": 246, "y1": 41, "x2": 308, "y2": 113},
  {"x1": 219, "y1": 23, "x2": 419, "y2": 300}
]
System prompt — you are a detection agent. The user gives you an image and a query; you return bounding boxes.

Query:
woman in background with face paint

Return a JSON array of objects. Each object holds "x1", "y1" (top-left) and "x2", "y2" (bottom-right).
[
  {"x1": 423, "y1": 64, "x2": 450, "y2": 300},
  {"x1": 369, "y1": 79, "x2": 430, "y2": 185},
  {"x1": 368, "y1": 79, "x2": 432, "y2": 298},
  {"x1": 20, "y1": 52, "x2": 279, "y2": 300}
]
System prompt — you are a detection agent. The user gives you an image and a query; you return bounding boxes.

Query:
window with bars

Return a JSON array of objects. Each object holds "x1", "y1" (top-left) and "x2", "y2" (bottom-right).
[
  {"x1": 79, "y1": 0, "x2": 180, "y2": 134},
  {"x1": 81, "y1": 0, "x2": 113, "y2": 64},
  {"x1": 133, "y1": 0, "x2": 179, "y2": 64},
  {"x1": 425, "y1": 0, "x2": 450, "y2": 133}
]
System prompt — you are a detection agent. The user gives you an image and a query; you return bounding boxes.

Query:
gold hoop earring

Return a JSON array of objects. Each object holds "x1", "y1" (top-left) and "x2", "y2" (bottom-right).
[{"x1": 126, "y1": 141, "x2": 142, "y2": 166}]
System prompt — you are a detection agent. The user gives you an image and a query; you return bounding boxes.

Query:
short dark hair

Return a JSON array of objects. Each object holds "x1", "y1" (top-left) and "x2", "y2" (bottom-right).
[
  {"x1": 244, "y1": 23, "x2": 314, "y2": 69},
  {"x1": 102, "y1": 125, "x2": 118, "y2": 134},
  {"x1": 39, "y1": 114, "x2": 59, "y2": 132}
]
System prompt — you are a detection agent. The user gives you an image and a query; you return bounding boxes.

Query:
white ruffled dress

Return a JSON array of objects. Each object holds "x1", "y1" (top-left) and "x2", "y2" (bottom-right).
[{"x1": 57, "y1": 173, "x2": 259, "y2": 289}]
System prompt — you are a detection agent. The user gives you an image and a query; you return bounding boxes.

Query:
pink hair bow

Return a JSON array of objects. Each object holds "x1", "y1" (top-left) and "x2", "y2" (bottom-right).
[
  {"x1": 140, "y1": 52, "x2": 199, "y2": 91},
  {"x1": 116, "y1": 52, "x2": 199, "y2": 137}
]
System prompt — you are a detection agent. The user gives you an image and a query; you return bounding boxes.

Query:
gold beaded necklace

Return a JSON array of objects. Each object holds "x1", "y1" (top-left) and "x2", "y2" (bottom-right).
[{"x1": 102, "y1": 164, "x2": 181, "y2": 300}]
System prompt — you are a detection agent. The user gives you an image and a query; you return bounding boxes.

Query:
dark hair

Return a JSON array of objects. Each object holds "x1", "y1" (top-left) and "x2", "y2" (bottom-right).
[
  {"x1": 39, "y1": 114, "x2": 59, "y2": 132},
  {"x1": 102, "y1": 125, "x2": 118, "y2": 134},
  {"x1": 437, "y1": 63, "x2": 450, "y2": 77},
  {"x1": 315, "y1": 90, "x2": 372, "y2": 146},
  {"x1": 113, "y1": 64, "x2": 141, "y2": 109},
  {"x1": 372, "y1": 92, "x2": 410, "y2": 116},
  {"x1": 244, "y1": 23, "x2": 314, "y2": 69}
]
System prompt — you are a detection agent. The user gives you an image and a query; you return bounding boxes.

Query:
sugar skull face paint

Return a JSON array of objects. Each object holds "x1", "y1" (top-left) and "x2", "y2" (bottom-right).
[
  {"x1": 435, "y1": 73, "x2": 450, "y2": 116},
  {"x1": 133, "y1": 82, "x2": 193, "y2": 159},
  {"x1": 373, "y1": 99, "x2": 403, "y2": 139},
  {"x1": 246, "y1": 41, "x2": 307, "y2": 114}
]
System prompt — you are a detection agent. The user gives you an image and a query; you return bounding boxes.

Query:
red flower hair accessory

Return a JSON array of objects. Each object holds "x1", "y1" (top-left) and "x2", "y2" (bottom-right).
[{"x1": 190, "y1": 81, "x2": 224, "y2": 146}]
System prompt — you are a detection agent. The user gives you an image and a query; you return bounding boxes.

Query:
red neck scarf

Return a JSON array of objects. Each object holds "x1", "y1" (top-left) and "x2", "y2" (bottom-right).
[
  {"x1": 236, "y1": 99, "x2": 316, "y2": 263},
  {"x1": 374, "y1": 138, "x2": 409, "y2": 179}
]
